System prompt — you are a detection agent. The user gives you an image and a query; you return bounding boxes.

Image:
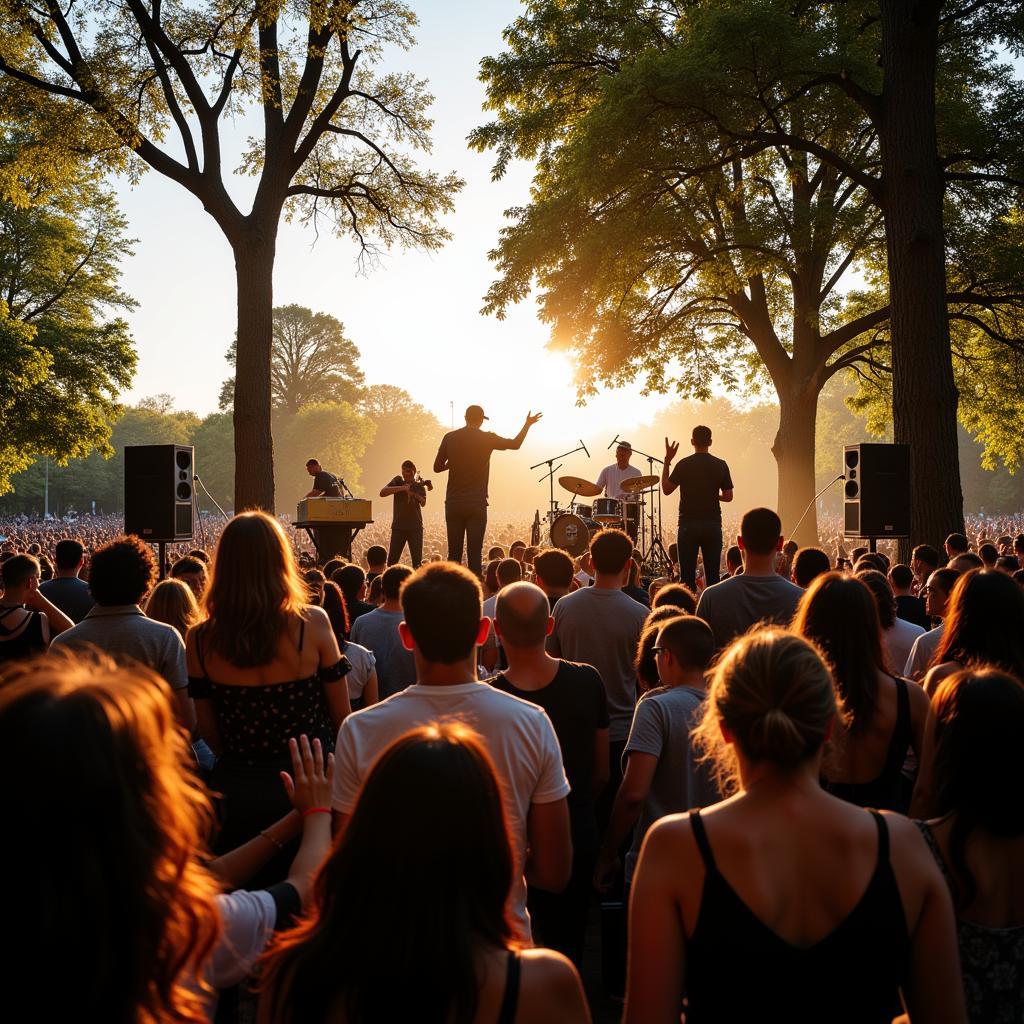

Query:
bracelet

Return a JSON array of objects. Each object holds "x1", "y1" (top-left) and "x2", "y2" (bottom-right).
[
  {"x1": 302, "y1": 806, "x2": 331, "y2": 819},
  {"x1": 259, "y1": 829, "x2": 285, "y2": 851}
]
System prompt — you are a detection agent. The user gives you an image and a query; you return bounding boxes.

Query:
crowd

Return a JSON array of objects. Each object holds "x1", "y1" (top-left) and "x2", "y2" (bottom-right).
[{"x1": 1, "y1": 502, "x2": 1023, "y2": 1023}]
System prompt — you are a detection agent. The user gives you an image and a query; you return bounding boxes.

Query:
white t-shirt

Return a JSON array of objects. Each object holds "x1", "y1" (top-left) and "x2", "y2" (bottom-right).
[
  {"x1": 884, "y1": 618, "x2": 926, "y2": 676},
  {"x1": 332, "y1": 682, "x2": 570, "y2": 939},
  {"x1": 904, "y1": 622, "x2": 945, "y2": 679},
  {"x1": 595, "y1": 463, "x2": 642, "y2": 500},
  {"x1": 342, "y1": 641, "x2": 376, "y2": 703}
]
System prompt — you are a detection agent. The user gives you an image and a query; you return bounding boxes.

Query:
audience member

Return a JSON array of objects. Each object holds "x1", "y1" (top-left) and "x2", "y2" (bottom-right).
[
  {"x1": 365, "y1": 544, "x2": 388, "y2": 580},
  {"x1": 491, "y1": 581, "x2": 609, "y2": 965},
  {"x1": 916, "y1": 668, "x2": 1024, "y2": 1023},
  {"x1": 624, "y1": 629, "x2": 964, "y2": 1023},
  {"x1": 262, "y1": 723, "x2": 588, "y2": 1024},
  {"x1": 904, "y1": 567, "x2": 962, "y2": 679},
  {"x1": 533, "y1": 548, "x2": 575, "y2": 607},
  {"x1": 856, "y1": 568, "x2": 926, "y2": 674},
  {"x1": 38, "y1": 538, "x2": 93, "y2": 622},
  {"x1": 332, "y1": 563, "x2": 572, "y2": 941},
  {"x1": 482, "y1": 557, "x2": 524, "y2": 672},
  {"x1": 349, "y1": 564, "x2": 415, "y2": 699},
  {"x1": 146, "y1": 577, "x2": 201, "y2": 641},
  {"x1": 978, "y1": 542, "x2": 999, "y2": 569},
  {"x1": 548, "y1": 529, "x2": 649, "y2": 804},
  {"x1": 52, "y1": 536, "x2": 192, "y2": 726},
  {"x1": 333, "y1": 564, "x2": 375, "y2": 627},
  {"x1": 634, "y1": 606, "x2": 690, "y2": 694},
  {"x1": 996, "y1": 554, "x2": 1020, "y2": 574},
  {"x1": 945, "y1": 533, "x2": 971, "y2": 560},
  {"x1": 950, "y1": 551, "x2": 984, "y2": 574},
  {"x1": 922, "y1": 569, "x2": 1024, "y2": 695},
  {"x1": 724, "y1": 544, "x2": 742, "y2": 576},
  {"x1": 185, "y1": 512, "x2": 350, "y2": 877},
  {"x1": 890, "y1": 562, "x2": 929, "y2": 628},
  {"x1": 0, "y1": 554, "x2": 72, "y2": 662},
  {"x1": 596, "y1": 615, "x2": 719, "y2": 894},
  {"x1": 622, "y1": 558, "x2": 651, "y2": 607},
  {"x1": 794, "y1": 573, "x2": 929, "y2": 813},
  {"x1": 911, "y1": 544, "x2": 942, "y2": 589},
  {"x1": 171, "y1": 554, "x2": 209, "y2": 599},
  {"x1": 651, "y1": 582, "x2": 697, "y2": 614},
  {"x1": 322, "y1": 581, "x2": 378, "y2": 711},
  {"x1": 792, "y1": 547, "x2": 831, "y2": 589},
  {"x1": 695, "y1": 508, "x2": 802, "y2": 649}
]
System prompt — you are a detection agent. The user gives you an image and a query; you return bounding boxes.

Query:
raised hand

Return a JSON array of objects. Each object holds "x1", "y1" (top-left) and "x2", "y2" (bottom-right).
[
  {"x1": 665, "y1": 437, "x2": 679, "y2": 462},
  {"x1": 525, "y1": 410, "x2": 543, "y2": 427},
  {"x1": 279, "y1": 735, "x2": 334, "y2": 814}
]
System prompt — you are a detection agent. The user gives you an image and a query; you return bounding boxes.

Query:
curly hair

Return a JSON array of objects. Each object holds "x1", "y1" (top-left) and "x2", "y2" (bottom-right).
[
  {"x1": 88, "y1": 534, "x2": 158, "y2": 606},
  {"x1": 0, "y1": 650, "x2": 221, "y2": 1022}
]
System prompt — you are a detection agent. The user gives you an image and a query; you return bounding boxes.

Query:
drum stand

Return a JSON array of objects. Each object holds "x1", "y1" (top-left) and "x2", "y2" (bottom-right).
[
  {"x1": 531, "y1": 442, "x2": 590, "y2": 517},
  {"x1": 626, "y1": 443, "x2": 672, "y2": 575}
]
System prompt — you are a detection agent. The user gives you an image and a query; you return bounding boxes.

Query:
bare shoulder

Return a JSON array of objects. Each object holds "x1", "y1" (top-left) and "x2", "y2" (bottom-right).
[
  {"x1": 518, "y1": 949, "x2": 590, "y2": 1023},
  {"x1": 904, "y1": 676, "x2": 931, "y2": 715},
  {"x1": 922, "y1": 661, "x2": 956, "y2": 696},
  {"x1": 880, "y1": 810, "x2": 944, "y2": 924},
  {"x1": 303, "y1": 605, "x2": 331, "y2": 629}
]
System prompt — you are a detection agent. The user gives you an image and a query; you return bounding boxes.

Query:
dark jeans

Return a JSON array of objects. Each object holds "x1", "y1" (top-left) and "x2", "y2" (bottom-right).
[
  {"x1": 678, "y1": 519, "x2": 723, "y2": 592},
  {"x1": 388, "y1": 527, "x2": 423, "y2": 568},
  {"x1": 445, "y1": 499, "x2": 487, "y2": 576}
]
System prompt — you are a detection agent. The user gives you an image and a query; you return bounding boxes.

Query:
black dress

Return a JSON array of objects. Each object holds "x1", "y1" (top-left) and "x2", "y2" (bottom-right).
[{"x1": 189, "y1": 620, "x2": 349, "y2": 882}]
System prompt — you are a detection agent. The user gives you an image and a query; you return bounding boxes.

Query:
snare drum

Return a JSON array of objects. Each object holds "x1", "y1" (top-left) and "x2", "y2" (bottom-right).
[
  {"x1": 592, "y1": 497, "x2": 622, "y2": 523},
  {"x1": 550, "y1": 513, "x2": 592, "y2": 556}
]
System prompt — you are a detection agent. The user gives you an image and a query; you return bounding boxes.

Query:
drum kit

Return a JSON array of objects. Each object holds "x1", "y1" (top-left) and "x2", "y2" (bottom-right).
[{"x1": 528, "y1": 437, "x2": 673, "y2": 571}]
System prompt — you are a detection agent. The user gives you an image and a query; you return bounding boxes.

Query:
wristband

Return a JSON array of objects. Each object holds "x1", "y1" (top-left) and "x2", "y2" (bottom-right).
[{"x1": 302, "y1": 806, "x2": 331, "y2": 819}]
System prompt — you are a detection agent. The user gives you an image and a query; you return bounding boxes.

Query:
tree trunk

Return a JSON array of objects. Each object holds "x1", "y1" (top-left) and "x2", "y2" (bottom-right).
[
  {"x1": 879, "y1": 0, "x2": 964, "y2": 554},
  {"x1": 232, "y1": 232, "x2": 277, "y2": 511},
  {"x1": 772, "y1": 386, "x2": 820, "y2": 547}
]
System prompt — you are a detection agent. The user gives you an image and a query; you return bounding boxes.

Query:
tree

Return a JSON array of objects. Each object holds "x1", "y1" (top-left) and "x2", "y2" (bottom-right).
[
  {"x1": 0, "y1": 173, "x2": 136, "y2": 493},
  {"x1": 358, "y1": 384, "x2": 444, "y2": 488},
  {"x1": 0, "y1": 0, "x2": 463, "y2": 510},
  {"x1": 220, "y1": 304, "x2": 364, "y2": 415},
  {"x1": 474, "y1": 0, "x2": 1024, "y2": 546}
]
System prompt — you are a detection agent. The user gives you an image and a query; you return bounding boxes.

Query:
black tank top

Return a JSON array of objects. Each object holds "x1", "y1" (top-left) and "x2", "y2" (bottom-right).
[
  {"x1": 0, "y1": 605, "x2": 46, "y2": 663},
  {"x1": 823, "y1": 676, "x2": 912, "y2": 812},
  {"x1": 685, "y1": 809, "x2": 908, "y2": 1023}
]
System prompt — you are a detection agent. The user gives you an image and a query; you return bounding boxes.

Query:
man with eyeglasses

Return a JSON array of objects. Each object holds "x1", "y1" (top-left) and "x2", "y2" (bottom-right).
[
  {"x1": 903, "y1": 566, "x2": 961, "y2": 680},
  {"x1": 593, "y1": 615, "x2": 720, "y2": 894}
]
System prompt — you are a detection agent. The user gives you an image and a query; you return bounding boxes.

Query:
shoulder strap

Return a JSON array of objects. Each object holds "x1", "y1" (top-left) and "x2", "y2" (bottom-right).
[
  {"x1": 496, "y1": 949, "x2": 520, "y2": 1024},
  {"x1": 689, "y1": 809, "x2": 718, "y2": 872},
  {"x1": 869, "y1": 810, "x2": 890, "y2": 866},
  {"x1": 885, "y1": 676, "x2": 912, "y2": 770}
]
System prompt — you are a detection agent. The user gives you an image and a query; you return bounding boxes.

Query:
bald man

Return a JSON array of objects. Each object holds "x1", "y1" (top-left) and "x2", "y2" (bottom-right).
[{"x1": 491, "y1": 582, "x2": 609, "y2": 965}]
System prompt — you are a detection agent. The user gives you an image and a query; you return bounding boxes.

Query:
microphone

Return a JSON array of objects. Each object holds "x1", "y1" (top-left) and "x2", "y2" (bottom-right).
[
  {"x1": 580, "y1": 439, "x2": 590, "y2": 458},
  {"x1": 607, "y1": 434, "x2": 619, "y2": 450}
]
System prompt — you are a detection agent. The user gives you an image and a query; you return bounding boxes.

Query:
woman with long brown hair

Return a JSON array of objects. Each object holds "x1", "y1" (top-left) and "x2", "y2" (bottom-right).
[
  {"x1": 0, "y1": 650, "x2": 221, "y2": 1023},
  {"x1": 186, "y1": 511, "x2": 351, "y2": 870},
  {"x1": 258, "y1": 722, "x2": 590, "y2": 1024},
  {"x1": 147, "y1": 577, "x2": 202, "y2": 640},
  {"x1": 793, "y1": 572, "x2": 931, "y2": 812}
]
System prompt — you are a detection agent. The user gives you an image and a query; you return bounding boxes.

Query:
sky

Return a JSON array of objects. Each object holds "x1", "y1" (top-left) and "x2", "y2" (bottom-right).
[{"x1": 114, "y1": 0, "x2": 680, "y2": 448}]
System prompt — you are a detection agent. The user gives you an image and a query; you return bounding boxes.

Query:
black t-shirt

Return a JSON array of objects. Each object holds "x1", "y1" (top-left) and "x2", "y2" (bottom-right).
[
  {"x1": 492, "y1": 661, "x2": 609, "y2": 836},
  {"x1": 312, "y1": 470, "x2": 342, "y2": 497},
  {"x1": 386, "y1": 476, "x2": 426, "y2": 530},
  {"x1": 669, "y1": 452, "x2": 733, "y2": 521},
  {"x1": 435, "y1": 426, "x2": 514, "y2": 503},
  {"x1": 895, "y1": 594, "x2": 929, "y2": 630}
]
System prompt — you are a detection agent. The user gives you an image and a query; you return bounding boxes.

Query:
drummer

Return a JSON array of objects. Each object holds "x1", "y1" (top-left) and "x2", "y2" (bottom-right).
[{"x1": 595, "y1": 441, "x2": 642, "y2": 500}]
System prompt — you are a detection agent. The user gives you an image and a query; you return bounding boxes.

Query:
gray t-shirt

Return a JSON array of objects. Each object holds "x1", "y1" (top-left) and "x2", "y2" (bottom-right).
[
  {"x1": 350, "y1": 608, "x2": 415, "y2": 699},
  {"x1": 51, "y1": 604, "x2": 187, "y2": 689},
  {"x1": 547, "y1": 587, "x2": 649, "y2": 742},
  {"x1": 623, "y1": 684, "x2": 720, "y2": 882},
  {"x1": 39, "y1": 576, "x2": 93, "y2": 623},
  {"x1": 695, "y1": 573, "x2": 803, "y2": 650}
]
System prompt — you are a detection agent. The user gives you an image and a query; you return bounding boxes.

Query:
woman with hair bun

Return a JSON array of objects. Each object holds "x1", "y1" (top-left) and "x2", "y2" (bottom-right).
[
  {"x1": 917, "y1": 668, "x2": 1024, "y2": 1021},
  {"x1": 625, "y1": 628, "x2": 964, "y2": 1024}
]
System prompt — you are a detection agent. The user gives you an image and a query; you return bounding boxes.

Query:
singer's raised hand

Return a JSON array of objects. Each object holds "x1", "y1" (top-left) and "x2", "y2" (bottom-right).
[{"x1": 665, "y1": 437, "x2": 679, "y2": 462}]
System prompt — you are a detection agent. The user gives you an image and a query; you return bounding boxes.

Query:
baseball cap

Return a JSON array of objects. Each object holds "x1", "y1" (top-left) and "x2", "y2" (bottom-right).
[{"x1": 465, "y1": 404, "x2": 489, "y2": 421}]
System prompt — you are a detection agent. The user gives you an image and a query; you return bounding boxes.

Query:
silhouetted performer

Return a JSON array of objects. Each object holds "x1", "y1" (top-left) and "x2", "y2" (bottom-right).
[{"x1": 433, "y1": 405, "x2": 542, "y2": 576}]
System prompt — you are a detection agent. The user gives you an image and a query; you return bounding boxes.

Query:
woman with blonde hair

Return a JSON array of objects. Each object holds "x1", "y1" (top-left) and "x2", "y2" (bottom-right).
[
  {"x1": 625, "y1": 628, "x2": 964, "y2": 1024},
  {"x1": 186, "y1": 511, "x2": 350, "y2": 874},
  {"x1": 147, "y1": 577, "x2": 202, "y2": 640},
  {"x1": 258, "y1": 722, "x2": 589, "y2": 1024}
]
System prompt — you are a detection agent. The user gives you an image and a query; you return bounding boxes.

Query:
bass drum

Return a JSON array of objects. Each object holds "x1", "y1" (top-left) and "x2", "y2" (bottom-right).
[{"x1": 550, "y1": 513, "x2": 594, "y2": 556}]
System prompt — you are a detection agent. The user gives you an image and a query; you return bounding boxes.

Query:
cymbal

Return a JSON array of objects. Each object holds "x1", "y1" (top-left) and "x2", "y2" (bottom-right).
[
  {"x1": 621, "y1": 475, "x2": 659, "y2": 493},
  {"x1": 559, "y1": 475, "x2": 602, "y2": 497}
]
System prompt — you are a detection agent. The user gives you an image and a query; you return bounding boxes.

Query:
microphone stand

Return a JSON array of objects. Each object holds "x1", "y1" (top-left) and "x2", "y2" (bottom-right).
[
  {"x1": 193, "y1": 474, "x2": 230, "y2": 522},
  {"x1": 531, "y1": 444, "x2": 589, "y2": 517},
  {"x1": 789, "y1": 474, "x2": 845, "y2": 544},
  {"x1": 617, "y1": 441, "x2": 671, "y2": 575}
]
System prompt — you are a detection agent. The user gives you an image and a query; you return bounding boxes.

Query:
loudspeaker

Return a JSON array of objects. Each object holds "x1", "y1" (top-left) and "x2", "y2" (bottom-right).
[
  {"x1": 124, "y1": 445, "x2": 194, "y2": 541},
  {"x1": 843, "y1": 443, "x2": 911, "y2": 539}
]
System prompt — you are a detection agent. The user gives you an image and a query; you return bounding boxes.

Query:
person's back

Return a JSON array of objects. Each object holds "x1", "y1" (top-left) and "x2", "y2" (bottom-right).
[
  {"x1": 916, "y1": 668, "x2": 1024, "y2": 1023},
  {"x1": 436, "y1": 424, "x2": 504, "y2": 501},
  {"x1": 38, "y1": 539, "x2": 93, "y2": 623},
  {"x1": 624, "y1": 629, "x2": 964, "y2": 1024},
  {"x1": 349, "y1": 565, "x2": 415, "y2": 698}
]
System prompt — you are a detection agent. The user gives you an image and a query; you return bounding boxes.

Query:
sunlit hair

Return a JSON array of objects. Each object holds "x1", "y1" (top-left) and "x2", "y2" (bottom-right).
[
  {"x1": 929, "y1": 667, "x2": 1024, "y2": 908},
  {"x1": 202, "y1": 511, "x2": 309, "y2": 666},
  {"x1": 635, "y1": 606, "x2": 689, "y2": 691},
  {"x1": 146, "y1": 578, "x2": 202, "y2": 641},
  {"x1": 694, "y1": 628, "x2": 839, "y2": 794},
  {"x1": 258, "y1": 722, "x2": 516, "y2": 1024},
  {"x1": 932, "y1": 569, "x2": 1024, "y2": 676},
  {"x1": 792, "y1": 572, "x2": 885, "y2": 733},
  {"x1": 0, "y1": 650, "x2": 220, "y2": 1022}
]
